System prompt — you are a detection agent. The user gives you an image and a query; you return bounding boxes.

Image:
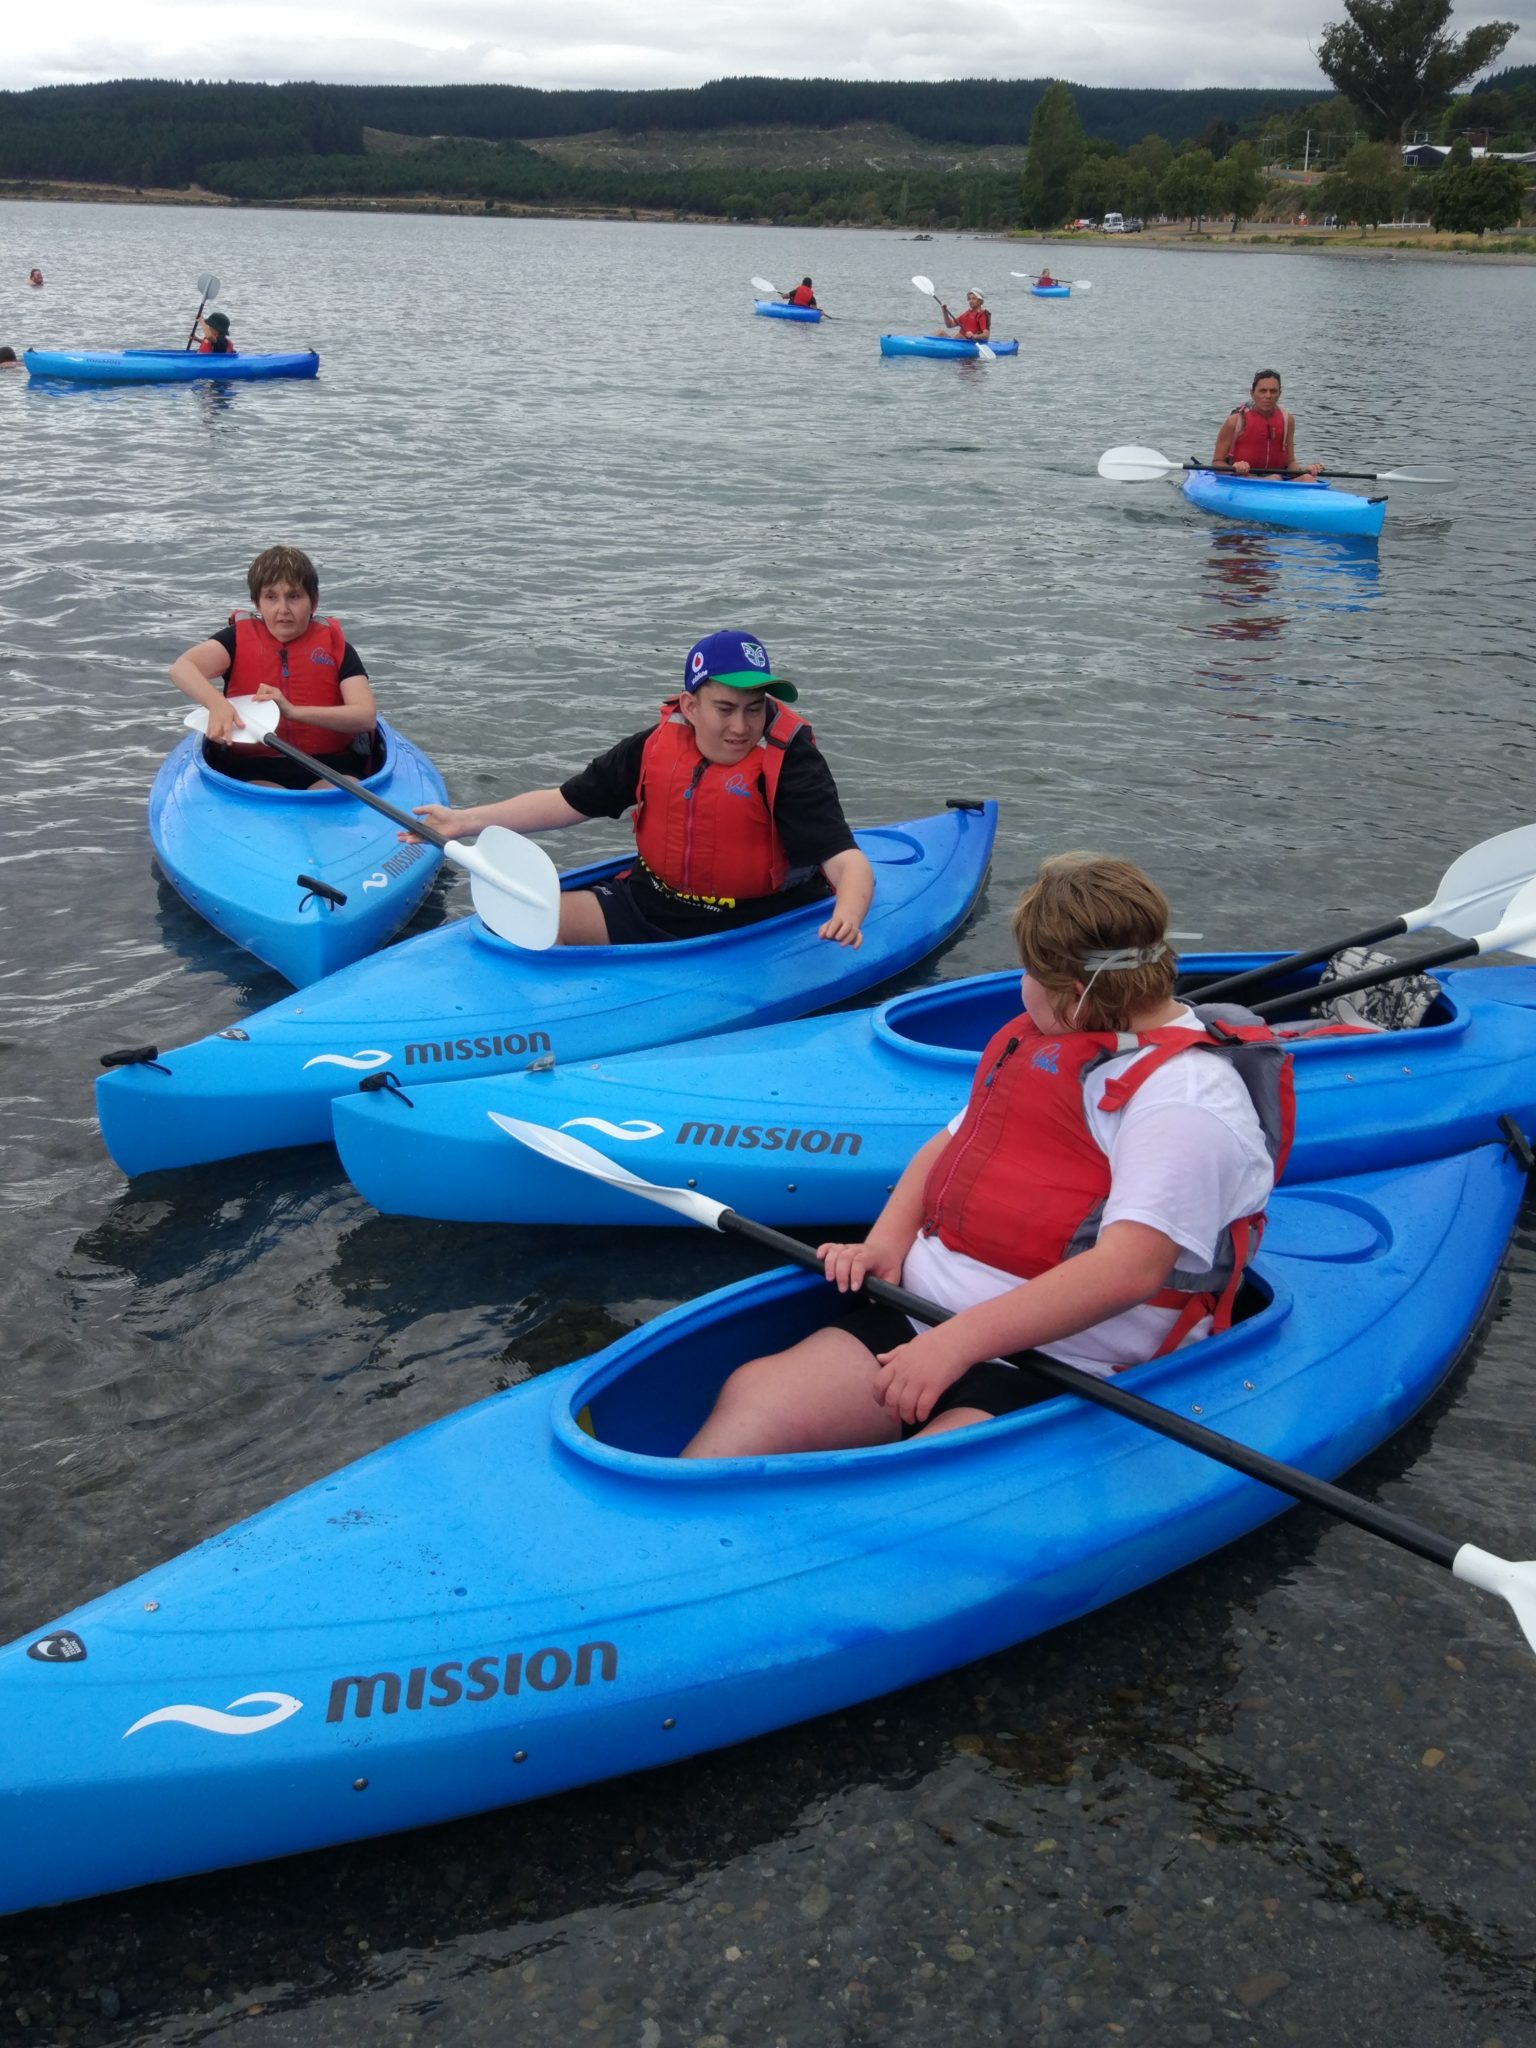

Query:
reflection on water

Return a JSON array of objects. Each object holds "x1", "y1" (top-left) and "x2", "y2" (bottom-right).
[{"x1": 1188, "y1": 529, "x2": 1385, "y2": 717}]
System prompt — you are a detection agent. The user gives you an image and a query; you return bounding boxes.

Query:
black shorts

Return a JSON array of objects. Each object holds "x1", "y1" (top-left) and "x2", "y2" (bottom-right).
[
  {"x1": 588, "y1": 866, "x2": 832, "y2": 946},
  {"x1": 204, "y1": 742, "x2": 363, "y2": 791},
  {"x1": 832, "y1": 1295, "x2": 1063, "y2": 1423}
]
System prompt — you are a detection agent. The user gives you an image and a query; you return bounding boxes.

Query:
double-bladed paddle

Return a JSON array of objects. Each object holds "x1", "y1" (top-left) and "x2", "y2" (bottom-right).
[
  {"x1": 1098, "y1": 442, "x2": 1452, "y2": 485},
  {"x1": 1192, "y1": 824, "x2": 1536, "y2": 1006},
  {"x1": 181, "y1": 700, "x2": 560, "y2": 949},
  {"x1": 491, "y1": 1114, "x2": 1536, "y2": 1665},
  {"x1": 911, "y1": 276, "x2": 995, "y2": 360},
  {"x1": 184, "y1": 272, "x2": 220, "y2": 352},
  {"x1": 750, "y1": 273, "x2": 829, "y2": 316}
]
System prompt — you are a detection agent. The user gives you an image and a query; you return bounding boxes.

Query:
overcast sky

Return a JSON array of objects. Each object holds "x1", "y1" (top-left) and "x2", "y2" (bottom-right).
[{"x1": 3, "y1": 1, "x2": 1528, "y2": 97}]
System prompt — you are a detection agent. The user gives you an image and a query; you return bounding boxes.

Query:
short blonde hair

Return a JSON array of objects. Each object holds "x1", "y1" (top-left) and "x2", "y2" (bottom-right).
[{"x1": 1012, "y1": 853, "x2": 1176, "y2": 1032}]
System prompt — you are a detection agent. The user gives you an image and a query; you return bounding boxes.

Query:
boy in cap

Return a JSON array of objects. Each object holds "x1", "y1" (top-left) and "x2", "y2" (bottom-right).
[
  {"x1": 196, "y1": 310, "x2": 236, "y2": 356},
  {"x1": 934, "y1": 288, "x2": 990, "y2": 341},
  {"x1": 412, "y1": 630, "x2": 874, "y2": 948}
]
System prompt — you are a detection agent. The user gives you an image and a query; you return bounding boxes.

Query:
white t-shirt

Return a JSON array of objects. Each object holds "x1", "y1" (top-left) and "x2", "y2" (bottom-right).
[{"x1": 902, "y1": 1009, "x2": 1275, "y2": 1377}]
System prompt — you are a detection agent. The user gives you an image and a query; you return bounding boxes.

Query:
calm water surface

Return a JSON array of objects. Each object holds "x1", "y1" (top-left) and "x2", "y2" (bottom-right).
[{"x1": 2, "y1": 201, "x2": 1535, "y2": 2045}]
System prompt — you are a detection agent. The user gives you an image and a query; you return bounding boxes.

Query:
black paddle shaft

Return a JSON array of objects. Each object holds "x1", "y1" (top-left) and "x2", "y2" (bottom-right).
[
  {"x1": 717, "y1": 1208, "x2": 1461, "y2": 1571},
  {"x1": 1252, "y1": 931, "x2": 1481, "y2": 1020},
  {"x1": 250, "y1": 728, "x2": 451, "y2": 852},
  {"x1": 1187, "y1": 916, "x2": 1411, "y2": 1004}
]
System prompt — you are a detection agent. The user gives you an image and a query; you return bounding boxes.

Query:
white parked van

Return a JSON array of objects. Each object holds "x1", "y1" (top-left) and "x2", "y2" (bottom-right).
[{"x1": 1102, "y1": 212, "x2": 1125, "y2": 233}]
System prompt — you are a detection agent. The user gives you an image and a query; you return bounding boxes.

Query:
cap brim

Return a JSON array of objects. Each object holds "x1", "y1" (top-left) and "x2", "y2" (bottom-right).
[{"x1": 707, "y1": 670, "x2": 798, "y2": 703}]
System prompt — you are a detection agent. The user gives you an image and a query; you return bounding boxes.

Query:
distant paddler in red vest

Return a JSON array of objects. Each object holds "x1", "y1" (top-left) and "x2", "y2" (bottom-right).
[
  {"x1": 410, "y1": 630, "x2": 875, "y2": 949},
  {"x1": 784, "y1": 278, "x2": 818, "y2": 307},
  {"x1": 1212, "y1": 370, "x2": 1321, "y2": 478},
  {"x1": 168, "y1": 545, "x2": 378, "y2": 790},
  {"x1": 679, "y1": 854, "x2": 1290, "y2": 1456}
]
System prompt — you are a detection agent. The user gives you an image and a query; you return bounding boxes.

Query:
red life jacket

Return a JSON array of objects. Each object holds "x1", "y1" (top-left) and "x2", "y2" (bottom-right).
[
  {"x1": 631, "y1": 698, "x2": 811, "y2": 906},
  {"x1": 920, "y1": 1005, "x2": 1295, "y2": 1356},
  {"x1": 227, "y1": 612, "x2": 352, "y2": 757},
  {"x1": 1228, "y1": 402, "x2": 1290, "y2": 472},
  {"x1": 787, "y1": 285, "x2": 816, "y2": 307},
  {"x1": 956, "y1": 307, "x2": 990, "y2": 337},
  {"x1": 199, "y1": 338, "x2": 238, "y2": 356}
]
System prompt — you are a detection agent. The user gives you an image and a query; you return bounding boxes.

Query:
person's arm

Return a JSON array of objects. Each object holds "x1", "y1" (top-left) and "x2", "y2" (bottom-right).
[
  {"x1": 410, "y1": 789, "x2": 591, "y2": 841},
  {"x1": 817, "y1": 1129, "x2": 950, "y2": 1296},
  {"x1": 252, "y1": 673, "x2": 376, "y2": 736},
  {"x1": 873, "y1": 1220, "x2": 1183, "y2": 1426},
  {"x1": 940, "y1": 302, "x2": 957, "y2": 329},
  {"x1": 1212, "y1": 411, "x2": 1242, "y2": 470},
  {"x1": 168, "y1": 637, "x2": 240, "y2": 743},
  {"x1": 818, "y1": 847, "x2": 874, "y2": 948}
]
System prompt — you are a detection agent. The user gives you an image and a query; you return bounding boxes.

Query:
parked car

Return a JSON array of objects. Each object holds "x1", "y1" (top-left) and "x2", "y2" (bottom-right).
[
  {"x1": 1102, "y1": 212, "x2": 1126, "y2": 232},
  {"x1": 1125, "y1": 217, "x2": 1145, "y2": 232}
]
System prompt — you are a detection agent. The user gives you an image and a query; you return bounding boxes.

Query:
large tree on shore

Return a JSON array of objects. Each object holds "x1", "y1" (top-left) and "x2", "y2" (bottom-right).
[
  {"x1": 1317, "y1": 0, "x2": 1517, "y2": 140},
  {"x1": 1019, "y1": 82, "x2": 1085, "y2": 227}
]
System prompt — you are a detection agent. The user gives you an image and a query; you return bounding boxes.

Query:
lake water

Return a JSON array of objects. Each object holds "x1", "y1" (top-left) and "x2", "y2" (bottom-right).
[{"x1": 3, "y1": 199, "x2": 1536, "y2": 2046}]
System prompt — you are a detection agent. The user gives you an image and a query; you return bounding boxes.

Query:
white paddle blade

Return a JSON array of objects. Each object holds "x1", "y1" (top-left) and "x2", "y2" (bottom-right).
[
  {"x1": 453, "y1": 825, "x2": 561, "y2": 950},
  {"x1": 1098, "y1": 444, "x2": 1180, "y2": 482},
  {"x1": 488, "y1": 1113, "x2": 728, "y2": 1228},
  {"x1": 1377, "y1": 468, "x2": 1452, "y2": 484},
  {"x1": 198, "y1": 273, "x2": 220, "y2": 301},
  {"x1": 911, "y1": 274, "x2": 936, "y2": 296},
  {"x1": 1072, "y1": 280, "x2": 1093, "y2": 290},
  {"x1": 182, "y1": 697, "x2": 280, "y2": 745},
  {"x1": 751, "y1": 275, "x2": 777, "y2": 295},
  {"x1": 1009, "y1": 270, "x2": 1035, "y2": 277},
  {"x1": 1452, "y1": 1544, "x2": 1536, "y2": 1657},
  {"x1": 1475, "y1": 877, "x2": 1536, "y2": 960},
  {"x1": 1406, "y1": 823, "x2": 1536, "y2": 939},
  {"x1": 974, "y1": 343, "x2": 996, "y2": 360}
]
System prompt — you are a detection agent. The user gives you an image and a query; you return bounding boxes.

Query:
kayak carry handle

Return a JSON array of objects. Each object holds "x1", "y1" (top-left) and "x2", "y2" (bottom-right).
[
  {"x1": 358, "y1": 1070, "x2": 414, "y2": 1108},
  {"x1": 1499, "y1": 1113, "x2": 1535, "y2": 1174},
  {"x1": 100, "y1": 1045, "x2": 171, "y2": 1074},
  {"x1": 297, "y1": 873, "x2": 348, "y2": 910},
  {"x1": 946, "y1": 797, "x2": 987, "y2": 812}
]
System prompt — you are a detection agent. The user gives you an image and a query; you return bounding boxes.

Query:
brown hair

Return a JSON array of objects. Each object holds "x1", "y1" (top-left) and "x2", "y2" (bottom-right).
[
  {"x1": 247, "y1": 545, "x2": 319, "y2": 606},
  {"x1": 1012, "y1": 853, "x2": 1176, "y2": 1032}
]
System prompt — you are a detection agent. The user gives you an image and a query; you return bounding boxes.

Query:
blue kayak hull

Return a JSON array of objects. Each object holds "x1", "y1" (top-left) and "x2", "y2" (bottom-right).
[
  {"x1": 331, "y1": 955, "x2": 1536, "y2": 1224},
  {"x1": 24, "y1": 349, "x2": 320, "y2": 384},
  {"x1": 96, "y1": 803, "x2": 997, "y2": 1175},
  {"x1": 1182, "y1": 469, "x2": 1386, "y2": 538},
  {"x1": 0, "y1": 1143, "x2": 1517, "y2": 1915},
  {"x1": 879, "y1": 335, "x2": 1019, "y2": 359},
  {"x1": 754, "y1": 301, "x2": 822, "y2": 322},
  {"x1": 1030, "y1": 284, "x2": 1071, "y2": 297},
  {"x1": 149, "y1": 721, "x2": 448, "y2": 986}
]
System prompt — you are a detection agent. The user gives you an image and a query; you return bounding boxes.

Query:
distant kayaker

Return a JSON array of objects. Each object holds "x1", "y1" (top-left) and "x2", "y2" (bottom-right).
[
  {"x1": 27, "y1": 269, "x2": 43, "y2": 288},
  {"x1": 410, "y1": 630, "x2": 875, "y2": 949},
  {"x1": 934, "y1": 288, "x2": 990, "y2": 341},
  {"x1": 1037, "y1": 268, "x2": 1056, "y2": 287},
  {"x1": 169, "y1": 544, "x2": 377, "y2": 790},
  {"x1": 680, "y1": 853, "x2": 1287, "y2": 1455},
  {"x1": 0, "y1": 347, "x2": 21, "y2": 370},
  {"x1": 196, "y1": 310, "x2": 237, "y2": 356},
  {"x1": 1213, "y1": 371, "x2": 1321, "y2": 478},
  {"x1": 784, "y1": 278, "x2": 817, "y2": 308}
]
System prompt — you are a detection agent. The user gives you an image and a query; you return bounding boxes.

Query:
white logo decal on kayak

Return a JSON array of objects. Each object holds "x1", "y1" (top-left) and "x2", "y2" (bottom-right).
[
  {"x1": 301, "y1": 1050, "x2": 392, "y2": 1072},
  {"x1": 123, "y1": 1691, "x2": 303, "y2": 1740},
  {"x1": 559, "y1": 1117, "x2": 664, "y2": 1142},
  {"x1": 361, "y1": 871, "x2": 389, "y2": 892}
]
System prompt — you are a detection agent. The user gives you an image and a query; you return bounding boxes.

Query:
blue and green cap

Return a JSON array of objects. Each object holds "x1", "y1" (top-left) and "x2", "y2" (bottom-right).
[{"x1": 683, "y1": 630, "x2": 797, "y2": 703}]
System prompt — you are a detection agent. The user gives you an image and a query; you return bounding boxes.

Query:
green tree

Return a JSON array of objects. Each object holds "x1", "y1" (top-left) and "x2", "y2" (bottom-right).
[
  {"x1": 1429, "y1": 152, "x2": 1528, "y2": 229},
  {"x1": 1213, "y1": 141, "x2": 1265, "y2": 227},
  {"x1": 1319, "y1": 138, "x2": 1410, "y2": 225},
  {"x1": 1317, "y1": 0, "x2": 1517, "y2": 141},
  {"x1": 1071, "y1": 154, "x2": 1120, "y2": 219},
  {"x1": 1019, "y1": 81, "x2": 1085, "y2": 228},
  {"x1": 1161, "y1": 148, "x2": 1216, "y2": 227},
  {"x1": 1440, "y1": 86, "x2": 1512, "y2": 137}
]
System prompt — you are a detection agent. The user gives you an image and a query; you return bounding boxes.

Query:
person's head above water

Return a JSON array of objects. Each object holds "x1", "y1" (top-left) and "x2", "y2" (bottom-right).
[
  {"x1": 205, "y1": 310, "x2": 231, "y2": 335},
  {"x1": 27, "y1": 269, "x2": 43, "y2": 286}
]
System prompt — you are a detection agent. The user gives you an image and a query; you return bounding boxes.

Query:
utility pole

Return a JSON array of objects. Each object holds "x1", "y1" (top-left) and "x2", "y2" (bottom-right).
[{"x1": 1302, "y1": 128, "x2": 1312, "y2": 174}]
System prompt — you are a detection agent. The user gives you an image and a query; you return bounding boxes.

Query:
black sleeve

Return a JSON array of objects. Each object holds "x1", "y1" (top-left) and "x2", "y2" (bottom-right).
[
  {"x1": 772, "y1": 730, "x2": 857, "y2": 869},
  {"x1": 210, "y1": 624, "x2": 237, "y2": 661},
  {"x1": 338, "y1": 639, "x2": 367, "y2": 682},
  {"x1": 559, "y1": 730, "x2": 650, "y2": 819}
]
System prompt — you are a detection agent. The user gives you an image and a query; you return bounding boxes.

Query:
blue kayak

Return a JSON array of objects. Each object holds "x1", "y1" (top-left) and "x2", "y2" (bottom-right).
[
  {"x1": 1182, "y1": 468, "x2": 1386, "y2": 539},
  {"x1": 331, "y1": 956, "x2": 1536, "y2": 1224},
  {"x1": 95, "y1": 802, "x2": 997, "y2": 1176},
  {"x1": 0, "y1": 1142, "x2": 1517, "y2": 1915},
  {"x1": 1030, "y1": 284, "x2": 1071, "y2": 297},
  {"x1": 754, "y1": 301, "x2": 822, "y2": 322},
  {"x1": 24, "y1": 349, "x2": 320, "y2": 384},
  {"x1": 149, "y1": 721, "x2": 448, "y2": 987},
  {"x1": 879, "y1": 335, "x2": 1019, "y2": 359}
]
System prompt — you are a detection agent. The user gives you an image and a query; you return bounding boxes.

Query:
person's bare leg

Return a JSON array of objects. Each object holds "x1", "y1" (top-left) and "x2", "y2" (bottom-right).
[
  {"x1": 556, "y1": 889, "x2": 612, "y2": 945},
  {"x1": 911, "y1": 1405, "x2": 992, "y2": 1438},
  {"x1": 681, "y1": 1328, "x2": 902, "y2": 1458}
]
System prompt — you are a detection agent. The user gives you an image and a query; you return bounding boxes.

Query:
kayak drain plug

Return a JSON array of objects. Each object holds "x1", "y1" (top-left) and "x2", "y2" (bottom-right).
[
  {"x1": 297, "y1": 873, "x2": 348, "y2": 911},
  {"x1": 100, "y1": 1045, "x2": 171, "y2": 1075}
]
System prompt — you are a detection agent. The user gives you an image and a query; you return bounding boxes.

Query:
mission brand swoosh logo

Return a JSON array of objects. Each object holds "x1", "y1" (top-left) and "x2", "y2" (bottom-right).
[
  {"x1": 123, "y1": 1692, "x2": 303, "y2": 1740},
  {"x1": 301, "y1": 1049, "x2": 392, "y2": 1072},
  {"x1": 559, "y1": 1117, "x2": 664, "y2": 1142}
]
